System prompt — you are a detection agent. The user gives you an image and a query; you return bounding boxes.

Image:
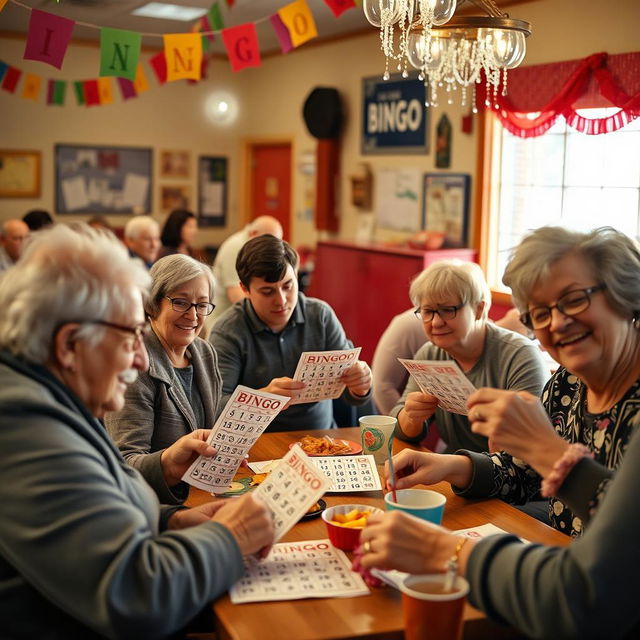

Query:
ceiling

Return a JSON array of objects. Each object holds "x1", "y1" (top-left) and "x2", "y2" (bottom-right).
[
  {"x1": 0, "y1": 0, "x2": 374, "y2": 55},
  {"x1": 0, "y1": 0, "x2": 536, "y2": 56}
]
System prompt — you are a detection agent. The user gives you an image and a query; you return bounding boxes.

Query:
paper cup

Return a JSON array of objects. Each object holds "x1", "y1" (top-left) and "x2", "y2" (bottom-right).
[
  {"x1": 384, "y1": 489, "x2": 445, "y2": 525},
  {"x1": 359, "y1": 415, "x2": 397, "y2": 464},
  {"x1": 401, "y1": 574, "x2": 469, "y2": 640}
]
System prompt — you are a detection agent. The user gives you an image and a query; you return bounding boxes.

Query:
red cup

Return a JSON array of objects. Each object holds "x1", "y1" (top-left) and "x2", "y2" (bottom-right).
[
  {"x1": 321, "y1": 504, "x2": 383, "y2": 551},
  {"x1": 400, "y1": 574, "x2": 469, "y2": 640}
]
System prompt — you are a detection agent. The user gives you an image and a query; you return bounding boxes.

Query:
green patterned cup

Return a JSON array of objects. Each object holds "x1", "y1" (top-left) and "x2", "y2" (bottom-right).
[{"x1": 359, "y1": 415, "x2": 396, "y2": 464}]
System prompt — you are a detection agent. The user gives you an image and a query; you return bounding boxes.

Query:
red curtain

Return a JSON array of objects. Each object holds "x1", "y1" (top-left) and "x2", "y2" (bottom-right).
[{"x1": 479, "y1": 51, "x2": 640, "y2": 137}]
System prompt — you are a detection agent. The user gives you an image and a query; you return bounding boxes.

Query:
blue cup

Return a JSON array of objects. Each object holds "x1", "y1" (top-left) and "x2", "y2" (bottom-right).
[{"x1": 384, "y1": 489, "x2": 446, "y2": 524}]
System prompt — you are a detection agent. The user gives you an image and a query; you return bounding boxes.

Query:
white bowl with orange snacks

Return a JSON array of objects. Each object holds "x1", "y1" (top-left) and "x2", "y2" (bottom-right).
[{"x1": 322, "y1": 504, "x2": 383, "y2": 551}]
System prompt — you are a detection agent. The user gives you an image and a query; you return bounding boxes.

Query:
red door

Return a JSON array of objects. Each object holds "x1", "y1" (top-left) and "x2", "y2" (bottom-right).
[{"x1": 250, "y1": 144, "x2": 292, "y2": 240}]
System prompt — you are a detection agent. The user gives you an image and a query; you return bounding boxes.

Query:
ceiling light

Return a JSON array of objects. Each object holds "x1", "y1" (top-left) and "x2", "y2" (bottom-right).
[{"x1": 131, "y1": 3, "x2": 208, "y2": 21}]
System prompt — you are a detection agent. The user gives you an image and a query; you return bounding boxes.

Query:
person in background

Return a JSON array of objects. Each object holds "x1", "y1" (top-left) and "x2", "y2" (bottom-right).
[
  {"x1": 158, "y1": 208, "x2": 198, "y2": 259},
  {"x1": 210, "y1": 215, "x2": 283, "y2": 324},
  {"x1": 124, "y1": 215, "x2": 161, "y2": 269},
  {"x1": 0, "y1": 219, "x2": 30, "y2": 272},
  {"x1": 0, "y1": 224, "x2": 273, "y2": 639},
  {"x1": 105, "y1": 254, "x2": 220, "y2": 504},
  {"x1": 371, "y1": 308, "x2": 426, "y2": 415},
  {"x1": 22, "y1": 208, "x2": 53, "y2": 231},
  {"x1": 392, "y1": 260, "x2": 548, "y2": 454},
  {"x1": 210, "y1": 234, "x2": 372, "y2": 432},
  {"x1": 381, "y1": 226, "x2": 640, "y2": 539}
]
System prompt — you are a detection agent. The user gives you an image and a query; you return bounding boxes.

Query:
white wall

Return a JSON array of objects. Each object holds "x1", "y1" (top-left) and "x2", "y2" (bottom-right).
[{"x1": 1, "y1": 0, "x2": 639, "y2": 248}]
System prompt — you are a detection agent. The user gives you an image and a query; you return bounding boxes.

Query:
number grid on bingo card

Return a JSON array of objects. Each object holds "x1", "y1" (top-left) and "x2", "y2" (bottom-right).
[{"x1": 315, "y1": 456, "x2": 381, "y2": 492}]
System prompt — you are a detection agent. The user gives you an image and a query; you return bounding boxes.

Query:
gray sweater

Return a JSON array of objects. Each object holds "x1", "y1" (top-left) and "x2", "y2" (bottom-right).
[
  {"x1": 392, "y1": 323, "x2": 549, "y2": 452},
  {"x1": 467, "y1": 428, "x2": 639, "y2": 638},
  {"x1": 0, "y1": 350, "x2": 243, "y2": 640},
  {"x1": 105, "y1": 328, "x2": 222, "y2": 504}
]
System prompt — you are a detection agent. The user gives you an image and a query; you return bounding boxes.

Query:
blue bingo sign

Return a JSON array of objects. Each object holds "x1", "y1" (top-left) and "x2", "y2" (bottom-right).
[{"x1": 362, "y1": 74, "x2": 428, "y2": 154}]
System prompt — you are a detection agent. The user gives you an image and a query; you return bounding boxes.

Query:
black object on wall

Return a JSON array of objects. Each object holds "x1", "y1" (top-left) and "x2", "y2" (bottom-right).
[{"x1": 303, "y1": 87, "x2": 343, "y2": 140}]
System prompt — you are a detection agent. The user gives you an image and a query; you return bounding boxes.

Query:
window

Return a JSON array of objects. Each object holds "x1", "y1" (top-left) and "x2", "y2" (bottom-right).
[{"x1": 485, "y1": 108, "x2": 640, "y2": 292}]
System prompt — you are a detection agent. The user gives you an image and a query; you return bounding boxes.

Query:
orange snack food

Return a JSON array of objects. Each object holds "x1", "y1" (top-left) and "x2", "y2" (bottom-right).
[
  {"x1": 299, "y1": 435, "x2": 352, "y2": 456},
  {"x1": 330, "y1": 508, "x2": 372, "y2": 529}
]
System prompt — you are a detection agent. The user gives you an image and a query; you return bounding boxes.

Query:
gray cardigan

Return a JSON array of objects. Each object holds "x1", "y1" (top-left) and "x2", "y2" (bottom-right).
[
  {"x1": 0, "y1": 350, "x2": 243, "y2": 640},
  {"x1": 105, "y1": 328, "x2": 222, "y2": 504}
]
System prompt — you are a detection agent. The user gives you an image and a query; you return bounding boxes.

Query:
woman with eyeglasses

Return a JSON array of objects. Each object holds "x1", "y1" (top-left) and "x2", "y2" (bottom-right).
[
  {"x1": 105, "y1": 253, "x2": 221, "y2": 504},
  {"x1": 392, "y1": 259, "x2": 548, "y2": 454}
]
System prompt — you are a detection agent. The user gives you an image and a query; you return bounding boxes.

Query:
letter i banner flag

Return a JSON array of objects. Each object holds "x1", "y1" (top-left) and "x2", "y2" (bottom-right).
[
  {"x1": 23, "y1": 9, "x2": 75, "y2": 70},
  {"x1": 278, "y1": 0, "x2": 317, "y2": 49},
  {"x1": 163, "y1": 33, "x2": 203, "y2": 81},
  {"x1": 222, "y1": 23, "x2": 261, "y2": 72},
  {"x1": 323, "y1": 0, "x2": 356, "y2": 18},
  {"x1": 99, "y1": 28, "x2": 141, "y2": 81}
]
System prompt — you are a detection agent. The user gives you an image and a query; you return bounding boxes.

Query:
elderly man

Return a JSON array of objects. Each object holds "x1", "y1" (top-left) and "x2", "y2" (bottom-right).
[
  {"x1": 210, "y1": 234, "x2": 372, "y2": 432},
  {"x1": 210, "y1": 215, "x2": 283, "y2": 323},
  {"x1": 123, "y1": 215, "x2": 160, "y2": 268},
  {"x1": 0, "y1": 219, "x2": 29, "y2": 271}
]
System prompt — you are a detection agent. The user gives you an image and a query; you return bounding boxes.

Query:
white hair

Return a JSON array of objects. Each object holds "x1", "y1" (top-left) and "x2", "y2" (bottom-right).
[
  {"x1": 124, "y1": 215, "x2": 159, "y2": 241},
  {"x1": 0, "y1": 224, "x2": 150, "y2": 363}
]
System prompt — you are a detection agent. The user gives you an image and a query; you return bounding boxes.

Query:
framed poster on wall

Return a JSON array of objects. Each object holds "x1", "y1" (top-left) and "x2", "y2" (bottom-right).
[
  {"x1": 423, "y1": 173, "x2": 471, "y2": 247},
  {"x1": 54, "y1": 144, "x2": 152, "y2": 214},
  {"x1": 198, "y1": 156, "x2": 227, "y2": 227},
  {"x1": 362, "y1": 74, "x2": 428, "y2": 154},
  {"x1": 0, "y1": 149, "x2": 41, "y2": 197}
]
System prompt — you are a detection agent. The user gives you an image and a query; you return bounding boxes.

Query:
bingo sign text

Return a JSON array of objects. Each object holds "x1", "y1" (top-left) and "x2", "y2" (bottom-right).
[{"x1": 362, "y1": 74, "x2": 428, "y2": 154}]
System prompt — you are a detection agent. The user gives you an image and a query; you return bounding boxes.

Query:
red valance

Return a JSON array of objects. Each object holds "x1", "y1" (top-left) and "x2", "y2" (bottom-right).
[{"x1": 479, "y1": 51, "x2": 640, "y2": 137}]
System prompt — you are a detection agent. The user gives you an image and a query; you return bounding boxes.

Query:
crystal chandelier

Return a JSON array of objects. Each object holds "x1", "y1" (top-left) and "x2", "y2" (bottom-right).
[{"x1": 363, "y1": 0, "x2": 531, "y2": 110}]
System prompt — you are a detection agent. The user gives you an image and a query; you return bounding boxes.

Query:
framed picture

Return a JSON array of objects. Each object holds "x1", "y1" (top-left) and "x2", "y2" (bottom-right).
[
  {"x1": 423, "y1": 173, "x2": 471, "y2": 247},
  {"x1": 362, "y1": 74, "x2": 428, "y2": 155},
  {"x1": 0, "y1": 149, "x2": 41, "y2": 197},
  {"x1": 55, "y1": 144, "x2": 152, "y2": 214},
  {"x1": 198, "y1": 156, "x2": 227, "y2": 227},
  {"x1": 160, "y1": 150, "x2": 190, "y2": 179},
  {"x1": 160, "y1": 184, "x2": 191, "y2": 215}
]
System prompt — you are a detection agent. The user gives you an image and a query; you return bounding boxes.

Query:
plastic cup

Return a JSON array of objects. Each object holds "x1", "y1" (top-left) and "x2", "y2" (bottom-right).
[
  {"x1": 401, "y1": 574, "x2": 469, "y2": 640},
  {"x1": 384, "y1": 488, "x2": 446, "y2": 525},
  {"x1": 359, "y1": 415, "x2": 397, "y2": 464}
]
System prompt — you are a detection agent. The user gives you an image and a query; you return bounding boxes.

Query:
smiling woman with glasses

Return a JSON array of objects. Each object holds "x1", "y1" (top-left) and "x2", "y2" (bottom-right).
[
  {"x1": 105, "y1": 253, "x2": 224, "y2": 504},
  {"x1": 393, "y1": 260, "x2": 548, "y2": 455}
]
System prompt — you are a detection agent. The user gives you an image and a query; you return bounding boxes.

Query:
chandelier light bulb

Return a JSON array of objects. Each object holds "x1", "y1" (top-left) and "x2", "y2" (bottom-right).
[{"x1": 431, "y1": 0, "x2": 456, "y2": 26}]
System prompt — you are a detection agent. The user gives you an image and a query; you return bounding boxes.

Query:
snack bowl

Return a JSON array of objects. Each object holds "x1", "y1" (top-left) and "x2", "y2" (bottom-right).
[{"x1": 321, "y1": 503, "x2": 383, "y2": 551}]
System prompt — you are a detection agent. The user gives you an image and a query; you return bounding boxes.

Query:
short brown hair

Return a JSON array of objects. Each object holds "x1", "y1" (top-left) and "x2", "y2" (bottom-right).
[{"x1": 236, "y1": 234, "x2": 298, "y2": 288}]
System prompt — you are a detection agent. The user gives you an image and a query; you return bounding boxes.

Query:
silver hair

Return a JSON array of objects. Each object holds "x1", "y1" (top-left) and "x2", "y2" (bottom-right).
[
  {"x1": 145, "y1": 254, "x2": 215, "y2": 318},
  {"x1": 124, "y1": 215, "x2": 159, "y2": 240},
  {"x1": 409, "y1": 259, "x2": 492, "y2": 321},
  {"x1": 503, "y1": 226, "x2": 640, "y2": 318},
  {"x1": 0, "y1": 223, "x2": 150, "y2": 364}
]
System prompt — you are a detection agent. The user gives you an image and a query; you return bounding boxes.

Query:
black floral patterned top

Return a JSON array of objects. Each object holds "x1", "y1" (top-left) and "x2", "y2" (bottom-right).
[{"x1": 456, "y1": 367, "x2": 640, "y2": 537}]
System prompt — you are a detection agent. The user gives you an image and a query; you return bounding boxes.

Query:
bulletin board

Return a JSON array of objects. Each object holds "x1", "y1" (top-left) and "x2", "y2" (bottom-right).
[
  {"x1": 198, "y1": 156, "x2": 227, "y2": 227},
  {"x1": 54, "y1": 144, "x2": 152, "y2": 214}
]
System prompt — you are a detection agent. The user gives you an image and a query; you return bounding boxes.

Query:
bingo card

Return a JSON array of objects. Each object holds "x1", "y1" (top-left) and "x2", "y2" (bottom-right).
[
  {"x1": 253, "y1": 445, "x2": 331, "y2": 541},
  {"x1": 289, "y1": 347, "x2": 362, "y2": 405},
  {"x1": 250, "y1": 454, "x2": 382, "y2": 493},
  {"x1": 230, "y1": 539, "x2": 369, "y2": 604},
  {"x1": 182, "y1": 385, "x2": 288, "y2": 493},
  {"x1": 398, "y1": 358, "x2": 477, "y2": 415}
]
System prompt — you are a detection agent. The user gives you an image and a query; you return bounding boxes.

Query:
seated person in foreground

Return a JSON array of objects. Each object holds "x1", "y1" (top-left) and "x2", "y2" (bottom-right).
[
  {"x1": 386, "y1": 226, "x2": 640, "y2": 538},
  {"x1": 105, "y1": 254, "x2": 222, "y2": 504},
  {"x1": 0, "y1": 224, "x2": 273, "y2": 639},
  {"x1": 393, "y1": 260, "x2": 548, "y2": 453},
  {"x1": 210, "y1": 234, "x2": 372, "y2": 431}
]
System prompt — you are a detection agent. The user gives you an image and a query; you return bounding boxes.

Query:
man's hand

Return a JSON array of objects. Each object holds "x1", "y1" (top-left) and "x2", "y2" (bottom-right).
[
  {"x1": 160, "y1": 429, "x2": 216, "y2": 487},
  {"x1": 341, "y1": 361, "x2": 372, "y2": 397},
  {"x1": 261, "y1": 377, "x2": 306, "y2": 407}
]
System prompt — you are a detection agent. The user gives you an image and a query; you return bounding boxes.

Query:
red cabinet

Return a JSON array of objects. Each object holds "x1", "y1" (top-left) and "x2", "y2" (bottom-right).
[{"x1": 307, "y1": 241, "x2": 477, "y2": 363}]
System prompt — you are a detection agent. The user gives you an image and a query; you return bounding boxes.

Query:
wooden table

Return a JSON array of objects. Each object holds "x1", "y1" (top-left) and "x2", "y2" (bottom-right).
[{"x1": 187, "y1": 428, "x2": 570, "y2": 640}]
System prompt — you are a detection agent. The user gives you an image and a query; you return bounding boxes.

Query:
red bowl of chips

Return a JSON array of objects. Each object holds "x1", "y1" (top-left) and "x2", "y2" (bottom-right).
[{"x1": 321, "y1": 504, "x2": 383, "y2": 551}]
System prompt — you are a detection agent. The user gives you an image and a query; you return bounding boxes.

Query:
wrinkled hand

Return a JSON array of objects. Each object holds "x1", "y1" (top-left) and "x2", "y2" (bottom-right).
[
  {"x1": 403, "y1": 391, "x2": 438, "y2": 425},
  {"x1": 212, "y1": 494, "x2": 275, "y2": 557},
  {"x1": 262, "y1": 377, "x2": 306, "y2": 408},
  {"x1": 168, "y1": 499, "x2": 227, "y2": 529},
  {"x1": 467, "y1": 388, "x2": 567, "y2": 474},
  {"x1": 160, "y1": 429, "x2": 216, "y2": 487},
  {"x1": 383, "y1": 449, "x2": 471, "y2": 490},
  {"x1": 358, "y1": 511, "x2": 461, "y2": 573},
  {"x1": 341, "y1": 361, "x2": 372, "y2": 397}
]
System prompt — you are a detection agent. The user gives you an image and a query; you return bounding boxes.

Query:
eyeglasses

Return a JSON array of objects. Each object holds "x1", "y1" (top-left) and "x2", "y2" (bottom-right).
[
  {"x1": 520, "y1": 284, "x2": 606, "y2": 330},
  {"x1": 414, "y1": 302, "x2": 465, "y2": 323},
  {"x1": 87, "y1": 320, "x2": 150, "y2": 347},
  {"x1": 165, "y1": 296, "x2": 215, "y2": 316}
]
